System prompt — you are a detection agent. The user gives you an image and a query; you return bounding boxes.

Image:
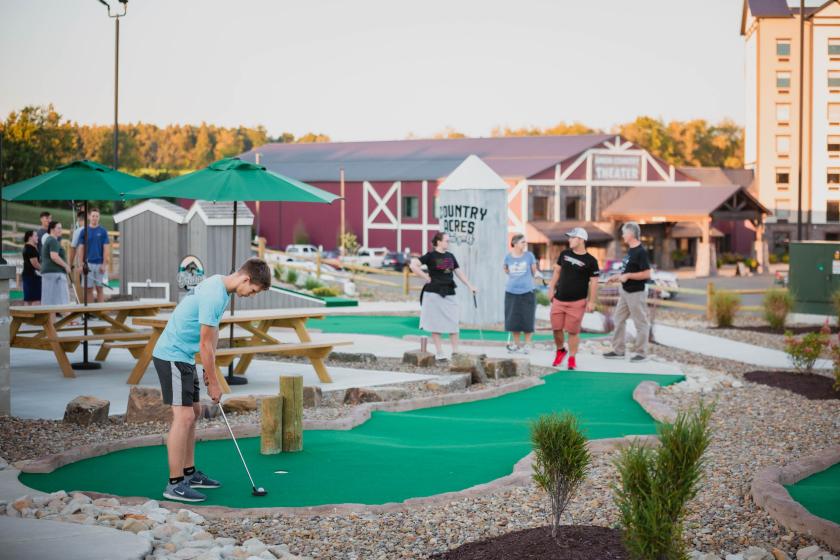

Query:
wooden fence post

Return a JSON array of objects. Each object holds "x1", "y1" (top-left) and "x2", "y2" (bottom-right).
[
  {"x1": 403, "y1": 264, "x2": 410, "y2": 295},
  {"x1": 280, "y1": 375, "x2": 303, "y2": 452},
  {"x1": 260, "y1": 395, "x2": 283, "y2": 455},
  {"x1": 257, "y1": 237, "x2": 266, "y2": 260},
  {"x1": 706, "y1": 281, "x2": 715, "y2": 322},
  {"x1": 316, "y1": 250, "x2": 322, "y2": 280}
]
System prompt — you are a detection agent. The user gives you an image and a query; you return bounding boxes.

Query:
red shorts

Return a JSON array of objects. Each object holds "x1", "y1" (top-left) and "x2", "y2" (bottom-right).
[{"x1": 550, "y1": 298, "x2": 586, "y2": 334}]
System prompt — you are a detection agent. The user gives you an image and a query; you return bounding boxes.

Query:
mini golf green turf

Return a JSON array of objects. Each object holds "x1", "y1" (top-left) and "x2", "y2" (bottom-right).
[
  {"x1": 20, "y1": 371, "x2": 682, "y2": 508},
  {"x1": 310, "y1": 314, "x2": 603, "y2": 342},
  {"x1": 785, "y1": 462, "x2": 840, "y2": 524}
]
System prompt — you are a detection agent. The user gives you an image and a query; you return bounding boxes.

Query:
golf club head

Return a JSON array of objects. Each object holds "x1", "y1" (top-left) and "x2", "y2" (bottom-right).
[{"x1": 252, "y1": 486, "x2": 268, "y2": 497}]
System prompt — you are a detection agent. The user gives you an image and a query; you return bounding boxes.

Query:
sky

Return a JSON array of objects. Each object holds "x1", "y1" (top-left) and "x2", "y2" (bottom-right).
[{"x1": 1, "y1": 0, "x2": 751, "y2": 141}]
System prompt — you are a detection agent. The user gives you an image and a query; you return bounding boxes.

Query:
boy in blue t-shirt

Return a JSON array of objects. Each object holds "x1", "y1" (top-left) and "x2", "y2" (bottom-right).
[{"x1": 153, "y1": 258, "x2": 271, "y2": 503}]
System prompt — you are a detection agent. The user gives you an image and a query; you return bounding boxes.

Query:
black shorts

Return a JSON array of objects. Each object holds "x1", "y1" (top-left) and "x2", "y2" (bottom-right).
[{"x1": 153, "y1": 357, "x2": 199, "y2": 407}]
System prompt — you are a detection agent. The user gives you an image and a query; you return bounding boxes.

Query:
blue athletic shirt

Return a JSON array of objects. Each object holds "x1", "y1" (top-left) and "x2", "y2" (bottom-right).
[
  {"x1": 504, "y1": 251, "x2": 536, "y2": 294},
  {"x1": 153, "y1": 275, "x2": 230, "y2": 364},
  {"x1": 76, "y1": 226, "x2": 110, "y2": 264}
]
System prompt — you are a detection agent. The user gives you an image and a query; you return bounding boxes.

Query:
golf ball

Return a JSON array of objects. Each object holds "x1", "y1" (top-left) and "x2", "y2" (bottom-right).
[{"x1": 258, "y1": 487, "x2": 265, "y2": 492}]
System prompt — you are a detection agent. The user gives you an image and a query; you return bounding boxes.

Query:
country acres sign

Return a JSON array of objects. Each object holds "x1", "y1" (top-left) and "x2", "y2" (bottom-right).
[
  {"x1": 592, "y1": 154, "x2": 641, "y2": 181},
  {"x1": 438, "y1": 204, "x2": 489, "y2": 246}
]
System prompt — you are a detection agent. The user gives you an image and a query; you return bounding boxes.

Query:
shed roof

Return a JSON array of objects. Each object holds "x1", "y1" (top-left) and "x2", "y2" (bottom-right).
[
  {"x1": 185, "y1": 201, "x2": 254, "y2": 226},
  {"x1": 602, "y1": 185, "x2": 768, "y2": 220},
  {"x1": 113, "y1": 198, "x2": 189, "y2": 225},
  {"x1": 528, "y1": 220, "x2": 614, "y2": 244},
  {"x1": 240, "y1": 135, "x2": 615, "y2": 182}
]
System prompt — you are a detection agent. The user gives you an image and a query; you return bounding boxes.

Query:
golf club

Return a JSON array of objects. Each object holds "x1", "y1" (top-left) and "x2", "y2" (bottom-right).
[
  {"x1": 218, "y1": 403, "x2": 267, "y2": 497},
  {"x1": 472, "y1": 291, "x2": 484, "y2": 342}
]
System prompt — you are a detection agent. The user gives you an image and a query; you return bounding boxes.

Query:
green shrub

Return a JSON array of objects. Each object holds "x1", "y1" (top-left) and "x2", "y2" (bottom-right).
[
  {"x1": 768, "y1": 253, "x2": 779, "y2": 264},
  {"x1": 339, "y1": 231, "x2": 359, "y2": 255},
  {"x1": 613, "y1": 404, "x2": 712, "y2": 560},
  {"x1": 530, "y1": 413, "x2": 591, "y2": 538},
  {"x1": 762, "y1": 288, "x2": 794, "y2": 331},
  {"x1": 829, "y1": 344, "x2": 840, "y2": 393},
  {"x1": 273, "y1": 264, "x2": 284, "y2": 281},
  {"x1": 782, "y1": 253, "x2": 789, "y2": 263},
  {"x1": 711, "y1": 291, "x2": 740, "y2": 327},
  {"x1": 784, "y1": 331, "x2": 828, "y2": 373},
  {"x1": 535, "y1": 290, "x2": 551, "y2": 306},
  {"x1": 311, "y1": 286, "x2": 340, "y2": 298},
  {"x1": 285, "y1": 269, "x2": 298, "y2": 285},
  {"x1": 304, "y1": 277, "x2": 323, "y2": 291}
]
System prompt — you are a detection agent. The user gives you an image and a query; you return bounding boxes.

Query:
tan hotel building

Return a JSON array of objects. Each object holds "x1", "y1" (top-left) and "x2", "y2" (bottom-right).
[{"x1": 742, "y1": 0, "x2": 840, "y2": 249}]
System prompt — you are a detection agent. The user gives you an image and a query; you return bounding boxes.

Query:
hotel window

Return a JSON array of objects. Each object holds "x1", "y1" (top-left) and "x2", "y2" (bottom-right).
[
  {"x1": 776, "y1": 135, "x2": 790, "y2": 155},
  {"x1": 829, "y1": 70, "x2": 840, "y2": 88},
  {"x1": 777, "y1": 71, "x2": 791, "y2": 88},
  {"x1": 830, "y1": 135, "x2": 840, "y2": 156},
  {"x1": 777, "y1": 39, "x2": 791, "y2": 57},
  {"x1": 830, "y1": 103, "x2": 840, "y2": 124},
  {"x1": 776, "y1": 168, "x2": 790, "y2": 188},
  {"x1": 830, "y1": 38, "x2": 840, "y2": 56},
  {"x1": 531, "y1": 196, "x2": 549, "y2": 221},
  {"x1": 830, "y1": 169, "x2": 840, "y2": 189},
  {"x1": 777, "y1": 103, "x2": 791, "y2": 123},
  {"x1": 402, "y1": 196, "x2": 419, "y2": 219},
  {"x1": 775, "y1": 199, "x2": 791, "y2": 220},
  {"x1": 828, "y1": 201, "x2": 840, "y2": 223}
]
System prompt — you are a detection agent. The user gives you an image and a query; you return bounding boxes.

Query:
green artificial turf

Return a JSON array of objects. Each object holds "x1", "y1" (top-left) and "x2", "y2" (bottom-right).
[
  {"x1": 785, "y1": 462, "x2": 840, "y2": 524},
  {"x1": 310, "y1": 314, "x2": 602, "y2": 342},
  {"x1": 20, "y1": 371, "x2": 682, "y2": 508}
]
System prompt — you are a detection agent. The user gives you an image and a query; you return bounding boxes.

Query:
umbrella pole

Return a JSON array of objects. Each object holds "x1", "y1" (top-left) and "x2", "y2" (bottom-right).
[
  {"x1": 73, "y1": 200, "x2": 101, "y2": 370},
  {"x1": 226, "y1": 200, "x2": 246, "y2": 386}
]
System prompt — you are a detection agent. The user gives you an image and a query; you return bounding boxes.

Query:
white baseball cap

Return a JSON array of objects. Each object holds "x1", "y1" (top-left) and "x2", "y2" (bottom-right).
[{"x1": 565, "y1": 227, "x2": 588, "y2": 241}]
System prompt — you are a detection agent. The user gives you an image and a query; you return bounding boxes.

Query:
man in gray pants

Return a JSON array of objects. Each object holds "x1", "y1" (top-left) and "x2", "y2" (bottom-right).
[{"x1": 604, "y1": 222, "x2": 651, "y2": 362}]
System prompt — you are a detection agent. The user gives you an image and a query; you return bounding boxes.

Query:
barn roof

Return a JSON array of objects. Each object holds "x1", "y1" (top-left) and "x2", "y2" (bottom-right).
[{"x1": 239, "y1": 135, "x2": 616, "y2": 182}]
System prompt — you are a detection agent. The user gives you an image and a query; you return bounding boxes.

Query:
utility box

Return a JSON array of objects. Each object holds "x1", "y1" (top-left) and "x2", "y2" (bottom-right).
[{"x1": 789, "y1": 241, "x2": 840, "y2": 315}]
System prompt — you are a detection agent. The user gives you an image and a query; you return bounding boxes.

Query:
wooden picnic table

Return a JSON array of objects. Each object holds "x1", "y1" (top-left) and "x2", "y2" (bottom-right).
[
  {"x1": 130, "y1": 309, "x2": 352, "y2": 393},
  {"x1": 10, "y1": 300, "x2": 177, "y2": 378}
]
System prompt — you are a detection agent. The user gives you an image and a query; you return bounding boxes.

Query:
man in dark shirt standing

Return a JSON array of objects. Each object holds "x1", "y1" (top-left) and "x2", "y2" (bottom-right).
[
  {"x1": 604, "y1": 222, "x2": 651, "y2": 362},
  {"x1": 548, "y1": 227, "x2": 599, "y2": 370}
]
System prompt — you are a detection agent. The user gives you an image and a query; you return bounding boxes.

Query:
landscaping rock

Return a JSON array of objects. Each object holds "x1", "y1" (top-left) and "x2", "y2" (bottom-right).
[
  {"x1": 743, "y1": 547, "x2": 773, "y2": 560},
  {"x1": 223, "y1": 396, "x2": 258, "y2": 414},
  {"x1": 483, "y1": 358, "x2": 517, "y2": 379},
  {"x1": 403, "y1": 350, "x2": 435, "y2": 367},
  {"x1": 302, "y1": 386, "x2": 322, "y2": 408},
  {"x1": 125, "y1": 387, "x2": 171, "y2": 424},
  {"x1": 797, "y1": 546, "x2": 823, "y2": 560},
  {"x1": 513, "y1": 358, "x2": 531, "y2": 376},
  {"x1": 330, "y1": 352, "x2": 377, "y2": 364},
  {"x1": 343, "y1": 387, "x2": 408, "y2": 405},
  {"x1": 771, "y1": 549, "x2": 791, "y2": 560},
  {"x1": 63, "y1": 396, "x2": 110, "y2": 426},
  {"x1": 425, "y1": 374, "x2": 470, "y2": 393},
  {"x1": 198, "y1": 400, "x2": 221, "y2": 420},
  {"x1": 450, "y1": 353, "x2": 488, "y2": 384}
]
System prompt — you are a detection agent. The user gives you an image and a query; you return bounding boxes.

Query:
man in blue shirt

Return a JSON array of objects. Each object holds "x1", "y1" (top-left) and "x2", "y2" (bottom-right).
[
  {"x1": 153, "y1": 258, "x2": 271, "y2": 502},
  {"x1": 77, "y1": 208, "x2": 110, "y2": 303}
]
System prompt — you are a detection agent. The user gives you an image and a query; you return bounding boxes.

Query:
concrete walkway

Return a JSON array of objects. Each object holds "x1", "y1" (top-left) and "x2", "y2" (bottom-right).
[{"x1": 0, "y1": 516, "x2": 152, "y2": 560}]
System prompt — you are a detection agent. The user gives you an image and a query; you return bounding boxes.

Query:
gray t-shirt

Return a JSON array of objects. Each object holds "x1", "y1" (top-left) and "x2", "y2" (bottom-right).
[{"x1": 40, "y1": 236, "x2": 65, "y2": 274}]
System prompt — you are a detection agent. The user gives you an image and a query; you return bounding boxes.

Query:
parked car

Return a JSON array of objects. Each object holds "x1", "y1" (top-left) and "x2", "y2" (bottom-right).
[
  {"x1": 284, "y1": 244, "x2": 319, "y2": 260},
  {"x1": 342, "y1": 247, "x2": 389, "y2": 269},
  {"x1": 381, "y1": 252, "x2": 409, "y2": 271}
]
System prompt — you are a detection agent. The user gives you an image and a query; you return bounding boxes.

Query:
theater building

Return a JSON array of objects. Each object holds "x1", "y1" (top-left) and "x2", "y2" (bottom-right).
[{"x1": 238, "y1": 135, "x2": 764, "y2": 275}]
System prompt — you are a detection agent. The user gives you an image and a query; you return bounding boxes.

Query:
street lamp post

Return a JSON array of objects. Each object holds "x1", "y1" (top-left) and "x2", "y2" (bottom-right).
[{"x1": 97, "y1": 0, "x2": 128, "y2": 173}]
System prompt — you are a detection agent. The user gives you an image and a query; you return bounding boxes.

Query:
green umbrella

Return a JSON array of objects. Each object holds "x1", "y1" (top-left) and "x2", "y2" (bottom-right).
[
  {"x1": 1, "y1": 160, "x2": 152, "y2": 370},
  {"x1": 132, "y1": 157, "x2": 340, "y2": 385}
]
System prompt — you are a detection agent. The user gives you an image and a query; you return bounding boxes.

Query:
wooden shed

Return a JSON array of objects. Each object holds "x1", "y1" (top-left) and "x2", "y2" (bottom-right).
[{"x1": 114, "y1": 199, "x2": 188, "y2": 301}]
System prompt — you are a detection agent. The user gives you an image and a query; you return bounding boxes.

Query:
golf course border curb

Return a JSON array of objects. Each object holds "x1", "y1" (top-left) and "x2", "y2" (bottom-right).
[
  {"x1": 750, "y1": 446, "x2": 840, "y2": 551},
  {"x1": 14, "y1": 376, "x2": 675, "y2": 518}
]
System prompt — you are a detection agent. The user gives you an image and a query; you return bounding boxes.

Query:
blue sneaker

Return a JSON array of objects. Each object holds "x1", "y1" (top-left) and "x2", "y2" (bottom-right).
[
  {"x1": 188, "y1": 470, "x2": 222, "y2": 489},
  {"x1": 163, "y1": 479, "x2": 206, "y2": 502}
]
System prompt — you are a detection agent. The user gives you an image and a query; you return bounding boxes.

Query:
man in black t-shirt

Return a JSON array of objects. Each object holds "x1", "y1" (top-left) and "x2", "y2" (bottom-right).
[
  {"x1": 604, "y1": 222, "x2": 651, "y2": 362},
  {"x1": 547, "y1": 227, "x2": 599, "y2": 370}
]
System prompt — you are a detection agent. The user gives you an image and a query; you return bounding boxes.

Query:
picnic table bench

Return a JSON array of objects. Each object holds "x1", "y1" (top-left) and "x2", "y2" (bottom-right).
[
  {"x1": 10, "y1": 300, "x2": 177, "y2": 378},
  {"x1": 130, "y1": 309, "x2": 353, "y2": 392}
]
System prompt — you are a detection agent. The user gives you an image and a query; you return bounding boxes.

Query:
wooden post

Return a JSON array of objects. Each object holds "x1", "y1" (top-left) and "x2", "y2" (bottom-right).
[
  {"x1": 403, "y1": 264, "x2": 410, "y2": 295},
  {"x1": 260, "y1": 395, "x2": 283, "y2": 455},
  {"x1": 280, "y1": 375, "x2": 303, "y2": 452},
  {"x1": 706, "y1": 281, "x2": 715, "y2": 322},
  {"x1": 316, "y1": 250, "x2": 322, "y2": 280},
  {"x1": 258, "y1": 237, "x2": 266, "y2": 260}
]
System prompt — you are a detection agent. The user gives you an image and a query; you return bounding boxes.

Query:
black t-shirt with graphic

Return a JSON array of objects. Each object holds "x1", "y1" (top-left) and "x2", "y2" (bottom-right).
[
  {"x1": 555, "y1": 249, "x2": 600, "y2": 302},
  {"x1": 621, "y1": 244, "x2": 651, "y2": 293},
  {"x1": 419, "y1": 250, "x2": 459, "y2": 296},
  {"x1": 22, "y1": 245, "x2": 38, "y2": 278}
]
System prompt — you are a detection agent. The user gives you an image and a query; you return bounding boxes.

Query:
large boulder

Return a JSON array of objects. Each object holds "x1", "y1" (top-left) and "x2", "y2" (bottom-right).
[
  {"x1": 343, "y1": 387, "x2": 409, "y2": 405},
  {"x1": 303, "y1": 386, "x2": 322, "y2": 408},
  {"x1": 425, "y1": 374, "x2": 470, "y2": 393},
  {"x1": 63, "y1": 396, "x2": 110, "y2": 426},
  {"x1": 221, "y1": 396, "x2": 258, "y2": 414},
  {"x1": 125, "y1": 387, "x2": 171, "y2": 424},
  {"x1": 483, "y1": 358, "x2": 517, "y2": 379},
  {"x1": 450, "y1": 353, "x2": 488, "y2": 384},
  {"x1": 403, "y1": 350, "x2": 435, "y2": 367}
]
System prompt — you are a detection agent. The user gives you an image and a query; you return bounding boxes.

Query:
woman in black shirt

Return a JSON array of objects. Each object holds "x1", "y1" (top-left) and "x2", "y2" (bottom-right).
[
  {"x1": 21, "y1": 230, "x2": 42, "y2": 305},
  {"x1": 410, "y1": 232, "x2": 477, "y2": 361}
]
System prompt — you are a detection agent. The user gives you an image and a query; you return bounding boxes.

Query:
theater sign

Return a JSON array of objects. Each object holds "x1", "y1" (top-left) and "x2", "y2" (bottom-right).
[{"x1": 593, "y1": 154, "x2": 642, "y2": 181}]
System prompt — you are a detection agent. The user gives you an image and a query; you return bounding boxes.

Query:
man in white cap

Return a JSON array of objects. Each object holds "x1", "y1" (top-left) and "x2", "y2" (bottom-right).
[{"x1": 547, "y1": 227, "x2": 600, "y2": 370}]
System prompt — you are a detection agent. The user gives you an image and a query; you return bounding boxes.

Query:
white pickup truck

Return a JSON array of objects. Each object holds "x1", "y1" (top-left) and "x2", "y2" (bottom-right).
[{"x1": 341, "y1": 247, "x2": 389, "y2": 269}]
